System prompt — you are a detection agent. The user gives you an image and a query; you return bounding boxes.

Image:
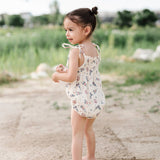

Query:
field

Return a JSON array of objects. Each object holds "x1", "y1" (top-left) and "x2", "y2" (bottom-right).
[{"x1": 0, "y1": 26, "x2": 160, "y2": 85}]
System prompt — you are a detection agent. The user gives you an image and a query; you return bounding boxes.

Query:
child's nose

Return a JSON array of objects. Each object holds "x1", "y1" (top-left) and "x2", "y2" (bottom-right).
[{"x1": 66, "y1": 31, "x2": 69, "y2": 37}]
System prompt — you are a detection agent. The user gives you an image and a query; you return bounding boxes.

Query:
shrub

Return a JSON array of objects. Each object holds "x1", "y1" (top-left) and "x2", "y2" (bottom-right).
[{"x1": 8, "y1": 15, "x2": 24, "y2": 27}]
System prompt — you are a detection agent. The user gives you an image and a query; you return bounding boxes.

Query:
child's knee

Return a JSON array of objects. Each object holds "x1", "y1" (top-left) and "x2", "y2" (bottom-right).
[{"x1": 85, "y1": 127, "x2": 94, "y2": 136}]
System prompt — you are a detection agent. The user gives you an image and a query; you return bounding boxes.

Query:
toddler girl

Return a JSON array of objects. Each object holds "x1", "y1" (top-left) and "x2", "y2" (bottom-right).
[{"x1": 52, "y1": 6, "x2": 105, "y2": 160}]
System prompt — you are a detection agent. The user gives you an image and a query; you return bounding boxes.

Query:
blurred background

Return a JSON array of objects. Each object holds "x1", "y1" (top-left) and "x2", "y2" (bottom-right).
[{"x1": 0, "y1": 0, "x2": 160, "y2": 86}]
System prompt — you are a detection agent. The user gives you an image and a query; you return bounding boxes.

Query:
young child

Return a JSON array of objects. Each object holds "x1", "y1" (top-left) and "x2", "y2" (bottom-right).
[{"x1": 52, "y1": 6, "x2": 105, "y2": 160}]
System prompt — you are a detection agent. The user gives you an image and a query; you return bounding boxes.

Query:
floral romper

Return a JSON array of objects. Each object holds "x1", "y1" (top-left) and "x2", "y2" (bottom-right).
[{"x1": 62, "y1": 43, "x2": 105, "y2": 119}]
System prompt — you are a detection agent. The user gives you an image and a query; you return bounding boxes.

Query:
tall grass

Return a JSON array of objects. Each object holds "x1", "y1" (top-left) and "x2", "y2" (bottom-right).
[{"x1": 0, "y1": 26, "x2": 160, "y2": 85}]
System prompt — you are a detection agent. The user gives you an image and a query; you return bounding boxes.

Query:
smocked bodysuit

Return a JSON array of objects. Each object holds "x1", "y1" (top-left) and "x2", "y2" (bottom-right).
[{"x1": 62, "y1": 43, "x2": 105, "y2": 119}]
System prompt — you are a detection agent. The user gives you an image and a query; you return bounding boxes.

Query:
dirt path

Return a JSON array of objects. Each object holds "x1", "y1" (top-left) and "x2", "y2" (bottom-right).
[{"x1": 0, "y1": 78, "x2": 160, "y2": 160}]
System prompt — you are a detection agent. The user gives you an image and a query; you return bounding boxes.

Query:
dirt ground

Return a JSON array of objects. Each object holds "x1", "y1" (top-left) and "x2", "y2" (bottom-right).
[{"x1": 0, "y1": 76, "x2": 160, "y2": 160}]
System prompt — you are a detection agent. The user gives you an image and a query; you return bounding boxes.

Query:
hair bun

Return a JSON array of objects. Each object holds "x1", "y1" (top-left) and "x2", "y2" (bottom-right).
[{"x1": 91, "y1": 7, "x2": 98, "y2": 15}]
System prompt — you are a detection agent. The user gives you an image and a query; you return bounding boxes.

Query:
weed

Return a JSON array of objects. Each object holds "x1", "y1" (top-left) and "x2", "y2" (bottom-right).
[
  {"x1": 149, "y1": 105, "x2": 160, "y2": 113},
  {"x1": 52, "y1": 101, "x2": 60, "y2": 110},
  {"x1": 105, "y1": 94, "x2": 112, "y2": 98},
  {"x1": 52, "y1": 101, "x2": 68, "y2": 110}
]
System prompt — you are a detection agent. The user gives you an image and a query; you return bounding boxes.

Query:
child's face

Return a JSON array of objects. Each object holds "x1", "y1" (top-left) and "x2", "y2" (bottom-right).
[{"x1": 64, "y1": 18, "x2": 87, "y2": 44}]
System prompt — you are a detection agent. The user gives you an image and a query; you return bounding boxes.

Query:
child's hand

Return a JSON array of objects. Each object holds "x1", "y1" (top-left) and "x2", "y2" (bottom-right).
[
  {"x1": 56, "y1": 64, "x2": 67, "y2": 73},
  {"x1": 52, "y1": 72, "x2": 59, "y2": 83}
]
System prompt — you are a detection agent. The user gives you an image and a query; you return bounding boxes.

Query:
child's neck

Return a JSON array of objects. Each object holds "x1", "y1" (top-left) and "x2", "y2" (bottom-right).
[{"x1": 79, "y1": 38, "x2": 92, "y2": 46}]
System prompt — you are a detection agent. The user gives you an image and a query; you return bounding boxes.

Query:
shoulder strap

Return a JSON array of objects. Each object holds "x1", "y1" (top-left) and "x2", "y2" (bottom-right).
[
  {"x1": 77, "y1": 44, "x2": 84, "y2": 57},
  {"x1": 62, "y1": 43, "x2": 84, "y2": 58},
  {"x1": 92, "y1": 43, "x2": 101, "y2": 61},
  {"x1": 92, "y1": 43, "x2": 101, "y2": 53},
  {"x1": 62, "y1": 43, "x2": 76, "y2": 49}
]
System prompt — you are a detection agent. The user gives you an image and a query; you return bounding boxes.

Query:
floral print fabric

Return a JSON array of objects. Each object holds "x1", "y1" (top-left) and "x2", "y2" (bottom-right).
[{"x1": 63, "y1": 43, "x2": 105, "y2": 119}]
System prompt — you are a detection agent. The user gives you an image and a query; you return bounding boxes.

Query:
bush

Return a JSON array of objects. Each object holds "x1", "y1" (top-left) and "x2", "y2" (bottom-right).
[
  {"x1": 134, "y1": 9, "x2": 158, "y2": 26},
  {"x1": 32, "y1": 15, "x2": 50, "y2": 25},
  {"x1": 115, "y1": 10, "x2": 133, "y2": 28},
  {"x1": 8, "y1": 15, "x2": 24, "y2": 27},
  {"x1": 93, "y1": 29, "x2": 109, "y2": 46},
  {"x1": 133, "y1": 28, "x2": 160, "y2": 43}
]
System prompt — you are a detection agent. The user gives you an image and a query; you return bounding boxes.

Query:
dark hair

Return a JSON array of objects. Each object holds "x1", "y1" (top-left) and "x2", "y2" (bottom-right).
[{"x1": 65, "y1": 7, "x2": 98, "y2": 37}]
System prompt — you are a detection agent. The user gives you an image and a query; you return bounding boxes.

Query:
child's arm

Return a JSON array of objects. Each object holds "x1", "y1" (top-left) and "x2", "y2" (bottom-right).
[
  {"x1": 56, "y1": 64, "x2": 68, "y2": 73},
  {"x1": 52, "y1": 48, "x2": 79, "y2": 82}
]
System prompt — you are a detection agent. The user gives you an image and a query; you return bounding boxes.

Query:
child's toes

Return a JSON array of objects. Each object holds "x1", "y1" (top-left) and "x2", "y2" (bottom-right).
[{"x1": 82, "y1": 156, "x2": 87, "y2": 160}]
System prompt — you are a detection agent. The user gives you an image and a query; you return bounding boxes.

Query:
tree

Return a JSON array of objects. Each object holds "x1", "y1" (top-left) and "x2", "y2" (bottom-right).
[
  {"x1": 49, "y1": 0, "x2": 62, "y2": 25},
  {"x1": 115, "y1": 10, "x2": 133, "y2": 28},
  {"x1": 9, "y1": 15, "x2": 24, "y2": 27},
  {"x1": 0, "y1": 15, "x2": 5, "y2": 26},
  {"x1": 32, "y1": 15, "x2": 50, "y2": 25},
  {"x1": 134, "y1": 9, "x2": 158, "y2": 26}
]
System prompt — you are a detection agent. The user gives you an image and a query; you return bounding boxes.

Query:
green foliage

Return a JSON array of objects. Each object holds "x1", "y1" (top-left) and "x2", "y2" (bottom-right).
[
  {"x1": 124, "y1": 70, "x2": 160, "y2": 86},
  {"x1": 0, "y1": 26, "x2": 160, "y2": 86},
  {"x1": 49, "y1": 0, "x2": 63, "y2": 25},
  {"x1": 32, "y1": 15, "x2": 50, "y2": 25},
  {"x1": 8, "y1": 15, "x2": 24, "y2": 27},
  {"x1": 0, "y1": 16, "x2": 5, "y2": 26},
  {"x1": 134, "y1": 9, "x2": 158, "y2": 26},
  {"x1": 100, "y1": 53, "x2": 160, "y2": 86},
  {"x1": 115, "y1": 10, "x2": 133, "y2": 28},
  {"x1": 49, "y1": 14, "x2": 65, "y2": 25},
  {"x1": 112, "y1": 31, "x2": 127, "y2": 48},
  {"x1": 96, "y1": 16, "x2": 102, "y2": 29},
  {"x1": 149, "y1": 105, "x2": 159, "y2": 113},
  {"x1": 115, "y1": 9, "x2": 158, "y2": 28},
  {"x1": 93, "y1": 29, "x2": 109, "y2": 45},
  {"x1": 133, "y1": 28, "x2": 160, "y2": 44},
  {"x1": 0, "y1": 72, "x2": 18, "y2": 85},
  {"x1": 0, "y1": 28, "x2": 67, "y2": 57}
]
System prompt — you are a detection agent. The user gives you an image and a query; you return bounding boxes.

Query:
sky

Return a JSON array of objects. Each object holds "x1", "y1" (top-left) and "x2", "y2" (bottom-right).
[{"x1": 0, "y1": 0, "x2": 160, "y2": 16}]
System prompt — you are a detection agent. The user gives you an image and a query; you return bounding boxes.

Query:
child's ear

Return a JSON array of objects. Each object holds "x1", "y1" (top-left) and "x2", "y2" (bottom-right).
[{"x1": 84, "y1": 26, "x2": 91, "y2": 36}]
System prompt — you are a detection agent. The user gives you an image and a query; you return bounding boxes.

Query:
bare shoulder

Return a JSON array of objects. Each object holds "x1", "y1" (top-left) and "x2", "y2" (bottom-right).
[
  {"x1": 69, "y1": 47, "x2": 79, "y2": 58},
  {"x1": 85, "y1": 44, "x2": 99, "y2": 57}
]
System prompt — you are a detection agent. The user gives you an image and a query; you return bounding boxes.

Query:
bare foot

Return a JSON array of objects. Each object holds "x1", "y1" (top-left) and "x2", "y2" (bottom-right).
[
  {"x1": 82, "y1": 156, "x2": 96, "y2": 160},
  {"x1": 82, "y1": 156, "x2": 87, "y2": 160}
]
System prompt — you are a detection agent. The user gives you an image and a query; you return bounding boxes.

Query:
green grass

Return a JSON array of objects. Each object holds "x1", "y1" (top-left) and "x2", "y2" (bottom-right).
[
  {"x1": 100, "y1": 58, "x2": 160, "y2": 86},
  {"x1": 0, "y1": 47, "x2": 68, "y2": 74},
  {"x1": 0, "y1": 72, "x2": 18, "y2": 85},
  {"x1": 149, "y1": 105, "x2": 160, "y2": 113},
  {"x1": 100, "y1": 44, "x2": 160, "y2": 85},
  {"x1": 0, "y1": 26, "x2": 160, "y2": 86}
]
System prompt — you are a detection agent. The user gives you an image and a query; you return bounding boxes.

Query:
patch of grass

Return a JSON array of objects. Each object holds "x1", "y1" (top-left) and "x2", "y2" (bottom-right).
[
  {"x1": 52, "y1": 101, "x2": 60, "y2": 110},
  {"x1": 116, "y1": 87, "x2": 142, "y2": 95},
  {"x1": 61, "y1": 103, "x2": 69, "y2": 110},
  {"x1": 0, "y1": 72, "x2": 18, "y2": 86},
  {"x1": 149, "y1": 105, "x2": 160, "y2": 113},
  {"x1": 124, "y1": 70, "x2": 160, "y2": 86},
  {"x1": 114, "y1": 97, "x2": 123, "y2": 101},
  {"x1": 105, "y1": 94, "x2": 112, "y2": 98},
  {"x1": 52, "y1": 101, "x2": 68, "y2": 110},
  {"x1": 100, "y1": 57, "x2": 160, "y2": 86}
]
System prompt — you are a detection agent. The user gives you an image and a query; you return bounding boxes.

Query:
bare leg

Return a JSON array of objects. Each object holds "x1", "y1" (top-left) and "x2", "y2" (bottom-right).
[
  {"x1": 83, "y1": 118, "x2": 96, "y2": 160},
  {"x1": 71, "y1": 109, "x2": 86, "y2": 160}
]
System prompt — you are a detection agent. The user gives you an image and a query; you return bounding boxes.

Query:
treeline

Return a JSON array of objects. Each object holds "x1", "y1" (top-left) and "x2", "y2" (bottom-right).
[
  {"x1": 114, "y1": 9, "x2": 158, "y2": 28},
  {"x1": 0, "y1": 0, "x2": 64, "y2": 27},
  {"x1": 0, "y1": 7, "x2": 158, "y2": 28}
]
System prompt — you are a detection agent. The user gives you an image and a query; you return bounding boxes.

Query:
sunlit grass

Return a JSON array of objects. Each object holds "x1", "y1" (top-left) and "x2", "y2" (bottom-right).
[{"x1": 0, "y1": 26, "x2": 160, "y2": 85}]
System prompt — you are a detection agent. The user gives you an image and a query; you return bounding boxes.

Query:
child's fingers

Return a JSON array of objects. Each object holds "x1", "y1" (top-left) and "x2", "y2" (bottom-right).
[
  {"x1": 56, "y1": 67, "x2": 64, "y2": 72},
  {"x1": 56, "y1": 67, "x2": 59, "y2": 72},
  {"x1": 58, "y1": 64, "x2": 63, "y2": 67},
  {"x1": 58, "y1": 64, "x2": 65, "y2": 70},
  {"x1": 56, "y1": 64, "x2": 63, "y2": 70}
]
